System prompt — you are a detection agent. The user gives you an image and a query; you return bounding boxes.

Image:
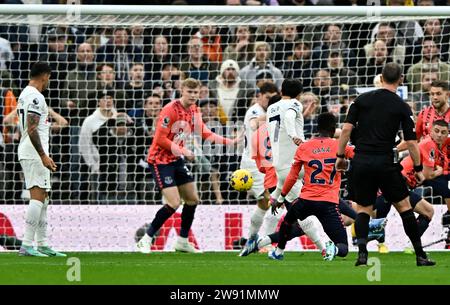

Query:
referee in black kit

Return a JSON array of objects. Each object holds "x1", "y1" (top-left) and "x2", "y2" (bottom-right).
[{"x1": 335, "y1": 62, "x2": 435, "y2": 267}]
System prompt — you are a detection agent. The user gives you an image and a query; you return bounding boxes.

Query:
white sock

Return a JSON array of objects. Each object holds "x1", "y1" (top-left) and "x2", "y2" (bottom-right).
[
  {"x1": 248, "y1": 206, "x2": 267, "y2": 239},
  {"x1": 35, "y1": 198, "x2": 49, "y2": 247},
  {"x1": 298, "y1": 216, "x2": 326, "y2": 251},
  {"x1": 178, "y1": 236, "x2": 188, "y2": 243},
  {"x1": 257, "y1": 236, "x2": 272, "y2": 249},
  {"x1": 275, "y1": 247, "x2": 284, "y2": 256},
  {"x1": 262, "y1": 207, "x2": 283, "y2": 236},
  {"x1": 23, "y1": 199, "x2": 43, "y2": 247}
]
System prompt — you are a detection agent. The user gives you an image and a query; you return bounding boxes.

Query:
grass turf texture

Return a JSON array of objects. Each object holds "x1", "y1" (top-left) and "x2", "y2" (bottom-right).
[{"x1": 0, "y1": 251, "x2": 448, "y2": 285}]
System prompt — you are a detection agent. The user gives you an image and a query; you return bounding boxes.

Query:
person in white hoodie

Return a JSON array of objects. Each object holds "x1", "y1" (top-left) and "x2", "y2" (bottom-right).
[
  {"x1": 78, "y1": 89, "x2": 117, "y2": 201},
  {"x1": 208, "y1": 59, "x2": 252, "y2": 123}
]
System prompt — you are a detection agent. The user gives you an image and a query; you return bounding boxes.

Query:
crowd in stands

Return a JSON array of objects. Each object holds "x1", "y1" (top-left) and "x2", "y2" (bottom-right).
[{"x1": 0, "y1": 3, "x2": 449, "y2": 204}]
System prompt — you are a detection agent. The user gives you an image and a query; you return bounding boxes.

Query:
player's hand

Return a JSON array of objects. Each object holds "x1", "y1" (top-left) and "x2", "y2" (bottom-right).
[
  {"x1": 184, "y1": 150, "x2": 195, "y2": 162},
  {"x1": 414, "y1": 171, "x2": 425, "y2": 186},
  {"x1": 435, "y1": 165, "x2": 443, "y2": 177},
  {"x1": 41, "y1": 155, "x2": 57, "y2": 172},
  {"x1": 292, "y1": 137, "x2": 303, "y2": 146},
  {"x1": 270, "y1": 197, "x2": 284, "y2": 216},
  {"x1": 335, "y1": 157, "x2": 348, "y2": 172},
  {"x1": 232, "y1": 130, "x2": 244, "y2": 146}
]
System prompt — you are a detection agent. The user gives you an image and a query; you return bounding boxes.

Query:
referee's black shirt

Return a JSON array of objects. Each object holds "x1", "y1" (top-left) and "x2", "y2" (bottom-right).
[{"x1": 345, "y1": 88, "x2": 416, "y2": 154}]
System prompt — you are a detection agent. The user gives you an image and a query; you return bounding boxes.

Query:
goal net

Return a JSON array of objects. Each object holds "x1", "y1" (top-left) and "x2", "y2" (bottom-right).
[{"x1": 0, "y1": 5, "x2": 448, "y2": 252}]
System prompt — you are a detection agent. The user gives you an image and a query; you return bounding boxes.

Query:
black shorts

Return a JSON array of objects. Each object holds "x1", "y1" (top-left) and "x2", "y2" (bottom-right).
[
  {"x1": 149, "y1": 158, "x2": 194, "y2": 191},
  {"x1": 286, "y1": 198, "x2": 348, "y2": 246},
  {"x1": 351, "y1": 153, "x2": 409, "y2": 207},
  {"x1": 375, "y1": 190, "x2": 422, "y2": 218},
  {"x1": 423, "y1": 174, "x2": 450, "y2": 199}
]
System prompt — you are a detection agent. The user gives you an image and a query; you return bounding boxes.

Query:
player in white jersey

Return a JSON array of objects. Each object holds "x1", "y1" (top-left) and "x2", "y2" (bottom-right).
[
  {"x1": 239, "y1": 82, "x2": 279, "y2": 255},
  {"x1": 265, "y1": 79, "x2": 325, "y2": 251},
  {"x1": 17, "y1": 62, "x2": 66, "y2": 257}
]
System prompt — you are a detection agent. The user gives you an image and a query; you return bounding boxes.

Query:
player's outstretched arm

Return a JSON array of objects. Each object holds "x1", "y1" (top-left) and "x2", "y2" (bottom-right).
[
  {"x1": 336, "y1": 123, "x2": 353, "y2": 171},
  {"x1": 27, "y1": 112, "x2": 57, "y2": 172}
]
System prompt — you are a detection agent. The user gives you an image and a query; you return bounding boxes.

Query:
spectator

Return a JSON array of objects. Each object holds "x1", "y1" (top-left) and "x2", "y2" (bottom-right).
[
  {"x1": 123, "y1": 62, "x2": 151, "y2": 110},
  {"x1": 413, "y1": 19, "x2": 450, "y2": 64},
  {"x1": 78, "y1": 90, "x2": 117, "y2": 201},
  {"x1": 144, "y1": 35, "x2": 179, "y2": 85},
  {"x1": 239, "y1": 41, "x2": 283, "y2": 90},
  {"x1": 326, "y1": 50, "x2": 359, "y2": 88},
  {"x1": 312, "y1": 24, "x2": 357, "y2": 70},
  {"x1": 180, "y1": 36, "x2": 218, "y2": 83},
  {"x1": 153, "y1": 63, "x2": 183, "y2": 106},
  {"x1": 85, "y1": 26, "x2": 112, "y2": 51},
  {"x1": 406, "y1": 38, "x2": 450, "y2": 92},
  {"x1": 62, "y1": 42, "x2": 97, "y2": 125},
  {"x1": 410, "y1": 70, "x2": 438, "y2": 113},
  {"x1": 223, "y1": 25, "x2": 254, "y2": 68},
  {"x1": 88, "y1": 63, "x2": 126, "y2": 113},
  {"x1": 195, "y1": 25, "x2": 223, "y2": 63},
  {"x1": 282, "y1": 40, "x2": 314, "y2": 91},
  {"x1": 299, "y1": 92, "x2": 320, "y2": 139},
  {"x1": 311, "y1": 69, "x2": 339, "y2": 113},
  {"x1": 273, "y1": 24, "x2": 298, "y2": 69},
  {"x1": 197, "y1": 98, "x2": 226, "y2": 205},
  {"x1": 359, "y1": 40, "x2": 393, "y2": 86},
  {"x1": 0, "y1": 37, "x2": 13, "y2": 71},
  {"x1": 364, "y1": 22, "x2": 406, "y2": 68},
  {"x1": 92, "y1": 113, "x2": 132, "y2": 203},
  {"x1": 96, "y1": 27, "x2": 143, "y2": 87},
  {"x1": 209, "y1": 59, "x2": 251, "y2": 124}
]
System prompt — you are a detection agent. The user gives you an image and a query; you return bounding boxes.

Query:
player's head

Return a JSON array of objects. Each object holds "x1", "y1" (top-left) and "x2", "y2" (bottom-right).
[
  {"x1": 430, "y1": 119, "x2": 449, "y2": 146},
  {"x1": 281, "y1": 79, "x2": 303, "y2": 99},
  {"x1": 180, "y1": 78, "x2": 201, "y2": 106},
  {"x1": 258, "y1": 82, "x2": 278, "y2": 110},
  {"x1": 316, "y1": 112, "x2": 337, "y2": 138},
  {"x1": 30, "y1": 61, "x2": 52, "y2": 91},
  {"x1": 430, "y1": 80, "x2": 449, "y2": 111},
  {"x1": 381, "y1": 62, "x2": 403, "y2": 86},
  {"x1": 268, "y1": 94, "x2": 281, "y2": 108}
]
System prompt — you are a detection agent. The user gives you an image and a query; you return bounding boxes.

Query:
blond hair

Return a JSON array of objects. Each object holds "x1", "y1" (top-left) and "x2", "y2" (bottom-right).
[{"x1": 181, "y1": 78, "x2": 201, "y2": 89}]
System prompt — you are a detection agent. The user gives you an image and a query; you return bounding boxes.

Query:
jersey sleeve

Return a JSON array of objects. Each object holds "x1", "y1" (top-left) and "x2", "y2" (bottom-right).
[
  {"x1": 288, "y1": 101, "x2": 303, "y2": 115},
  {"x1": 153, "y1": 107, "x2": 190, "y2": 157},
  {"x1": 420, "y1": 141, "x2": 435, "y2": 168},
  {"x1": 344, "y1": 99, "x2": 359, "y2": 126},
  {"x1": 281, "y1": 145, "x2": 304, "y2": 196},
  {"x1": 400, "y1": 104, "x2": 416, "y2": 141},
  {"x1": 284, "y1": 109, "x2": 299, "y2": 139},
  {"x1": 27, "y1": 96, "x2": 45, "y2": 116}
]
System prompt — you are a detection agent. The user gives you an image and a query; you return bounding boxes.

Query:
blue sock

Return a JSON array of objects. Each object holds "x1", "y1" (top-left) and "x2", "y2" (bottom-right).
[{"x1": 147, "y1": 204, "x2": 176, "y2": 237}]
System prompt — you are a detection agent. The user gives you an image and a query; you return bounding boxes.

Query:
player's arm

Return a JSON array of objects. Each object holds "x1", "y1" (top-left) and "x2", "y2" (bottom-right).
[
  {"x1": 26, "y1": 112, "x2": 57, "y2": 171},
  {"x1": 420, "y1": 143, "x2": 443, "y2": 180},
  {"x1": 48, "y1": 107, "x2": 69, "y2": 132},
  {"x1": 402, "y1": 105, "x2": 425, "y2": 184},
  {"x1": 415, "y1": 111, "x2": 424, "y2": 142},
  {"x1": 284, "y1": 108, "x2": 303, "y2": 145},
  {"x1": 279, "y1": 146, "x2": 304, "y2": 201},
  {"x1": 249, "y1": 114, "x2": 266, "y2": 131},
  {"x1": 336, "y1": 123, "x2": 353, "y2": 171}
]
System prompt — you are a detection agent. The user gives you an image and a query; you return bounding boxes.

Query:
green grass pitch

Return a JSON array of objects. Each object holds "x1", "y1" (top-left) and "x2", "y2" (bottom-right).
[{"x1": 0, "y1": 251, "x2": 449, "y2": 285}]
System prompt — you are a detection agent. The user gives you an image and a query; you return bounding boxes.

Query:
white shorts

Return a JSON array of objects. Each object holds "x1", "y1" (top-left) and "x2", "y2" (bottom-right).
[
  {"x1": 272, "y1": 167, "x2": 303, "y2": 203},
  {"x1": 240, "y1": 159, "x2": 265, "y2": 200},
  {"x1": 20, "y1": 159, "x2": 51, "y2": 191}
]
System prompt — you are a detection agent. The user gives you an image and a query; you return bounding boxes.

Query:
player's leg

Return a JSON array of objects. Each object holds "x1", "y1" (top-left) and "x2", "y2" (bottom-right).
[
  {"x1": 177, "y1": 181, "x2": 202, "y2": 253},
  {"x1": 35, "y1": 194, "x2": 66, "y2": 257},
  {"x1": 136, "y1": 162, "x2": 180, "y2": 253},
  {"x1": 239, "y1": 167, "x2": 268, "y2": 256},
  {"x1": 269, "y1": 198, "x2": 310, "y2": 260},
  {"x1": 312, "y1": 202, "x2": 348, "y2": 260},
  {"x1": 383, "y1": 169, "x2": 435, "y2": 266},
  {"x1": 19, "y1": 160, "x2": 50, "y2": 257},
  {"x1": 410, "y1": 192, "x2": 434, "y2": 237}
]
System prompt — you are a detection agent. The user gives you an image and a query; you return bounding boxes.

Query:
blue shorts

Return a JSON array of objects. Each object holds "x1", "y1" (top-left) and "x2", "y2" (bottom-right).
[{"x1": 149, "y1": 158, "x2": 194, "y2": 191}]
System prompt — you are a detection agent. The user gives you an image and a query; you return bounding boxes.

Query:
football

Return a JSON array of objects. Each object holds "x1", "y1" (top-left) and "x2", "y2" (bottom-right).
[{"x1": 230, "y1": 169, "x2": 253, "y2": 192}]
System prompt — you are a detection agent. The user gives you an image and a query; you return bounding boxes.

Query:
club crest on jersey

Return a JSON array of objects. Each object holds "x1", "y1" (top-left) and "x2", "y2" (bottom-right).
[
  {"x1": 162, "y1": 116, "x2": 170, "y2": 128},
  {"x1": 429, "y1": 148, "x2": 435, "y2": 161},
  {"x1": 33, "y1": 98, "x2": 39, "y2": 105},
  {"x1": 165, "y1": 176, "x2": 173, "y2": 185}
]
